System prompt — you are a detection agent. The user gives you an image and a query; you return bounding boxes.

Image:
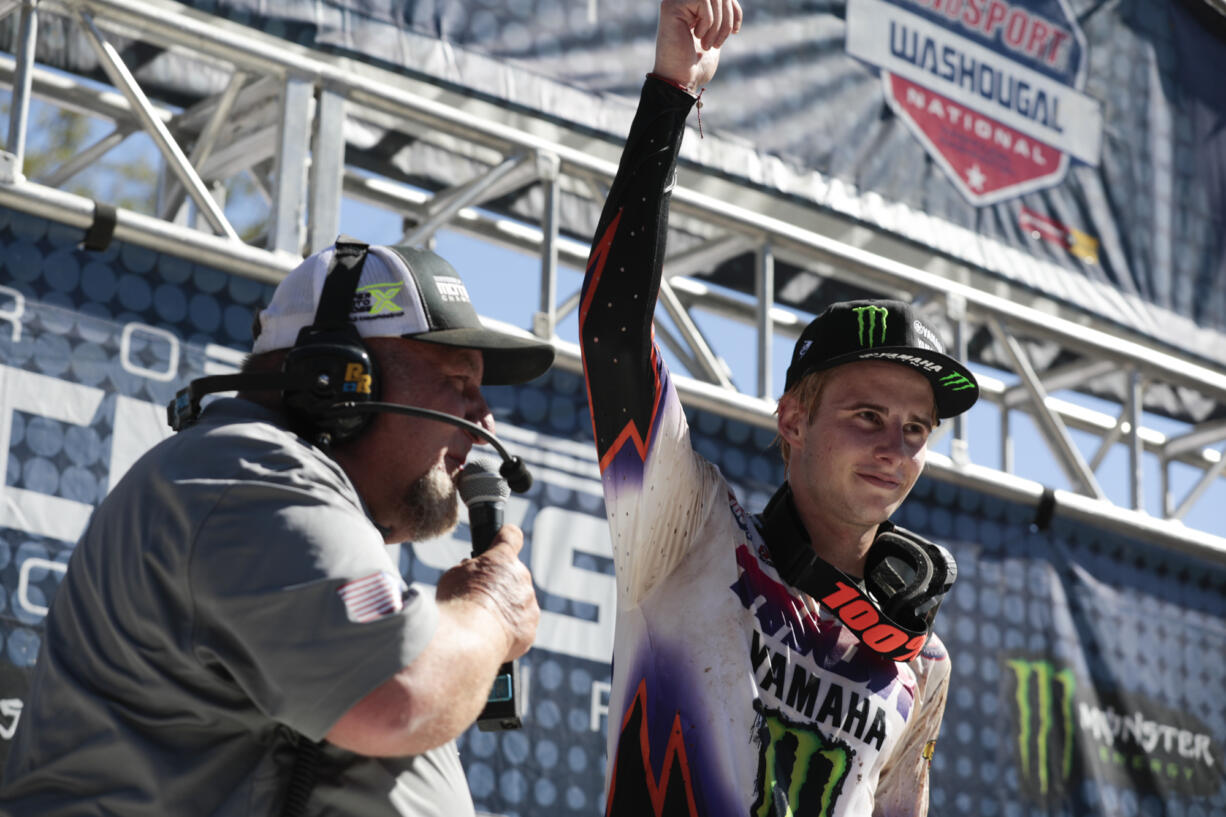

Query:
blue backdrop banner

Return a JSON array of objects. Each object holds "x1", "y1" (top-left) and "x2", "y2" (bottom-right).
[{"x1": 0, "y1": 207, "x2": 1223, "y2": 814}]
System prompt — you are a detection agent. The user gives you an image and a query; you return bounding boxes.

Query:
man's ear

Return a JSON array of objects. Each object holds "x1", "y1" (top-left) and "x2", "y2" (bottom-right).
[{"x1": 776, "y1": 393, "x2": 807, "y2": 450}]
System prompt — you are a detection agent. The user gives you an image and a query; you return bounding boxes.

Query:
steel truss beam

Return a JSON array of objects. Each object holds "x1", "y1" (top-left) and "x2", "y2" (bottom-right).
[{"x1": 0, "y1": 0, "x2": 1224, "y2": 561}]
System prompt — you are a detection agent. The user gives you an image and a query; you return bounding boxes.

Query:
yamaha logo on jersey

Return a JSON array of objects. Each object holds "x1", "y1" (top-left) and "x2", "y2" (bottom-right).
[{"x1": 846, "y1": 0, "x2": 1103, "y2": 205}]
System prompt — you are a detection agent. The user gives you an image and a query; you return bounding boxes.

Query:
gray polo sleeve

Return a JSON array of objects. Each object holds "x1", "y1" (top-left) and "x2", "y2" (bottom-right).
[{"x1": 186, "y1": 474, "x2": 439, "y2": 742}]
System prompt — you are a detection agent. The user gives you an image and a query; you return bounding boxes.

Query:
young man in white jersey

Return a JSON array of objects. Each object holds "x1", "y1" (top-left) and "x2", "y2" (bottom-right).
[{"x1": 578, "y1": 3, "x2": 979, "y2": 814}]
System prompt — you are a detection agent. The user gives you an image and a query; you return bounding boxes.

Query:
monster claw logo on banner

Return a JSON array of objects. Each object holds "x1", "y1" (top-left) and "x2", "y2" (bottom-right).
[
  {"x1": 846, "y1": 0, "x2": 1103, "y2": 206},
  {"x1": 1005, "y1": 655, "x2": 1224, "y2": 806},
  {"x1": 1006, "y1": 657, "x2": 1077, "y2": 800}
]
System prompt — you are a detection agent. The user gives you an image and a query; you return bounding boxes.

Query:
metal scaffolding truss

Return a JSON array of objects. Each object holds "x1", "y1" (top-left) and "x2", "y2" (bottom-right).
[{"x1": 2, "y1": 0, "x2": 1225, "y2": 561}]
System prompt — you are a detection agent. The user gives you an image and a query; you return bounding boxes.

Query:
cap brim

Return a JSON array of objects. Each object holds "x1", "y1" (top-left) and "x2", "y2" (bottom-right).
[
  {"x1": 809, "y1": 347, "x2": 979, "y2": 419},
  {"x1": 407, "y1": 327, "x2": 556, "y2": 386}
]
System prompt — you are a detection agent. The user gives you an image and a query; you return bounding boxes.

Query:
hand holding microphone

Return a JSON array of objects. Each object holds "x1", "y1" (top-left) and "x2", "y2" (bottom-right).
[
  {"x1": 459, "y1": 460, "x2": 512, "y2": 554},
  {"x1": 434, "y1": 460, "x2": 536, "y2": 730},
  {"x1": 434, "y1": 462, "x2": 539, "y2": 664}
]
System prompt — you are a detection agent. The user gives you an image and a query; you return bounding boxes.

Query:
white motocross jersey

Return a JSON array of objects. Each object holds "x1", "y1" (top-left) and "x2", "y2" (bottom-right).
[
  {"x1": 579, "y1": 78, "x2": 951, "y2": 817},
  {"x1": 600, "y1": 372, "x2": 950, "y2": 817}
]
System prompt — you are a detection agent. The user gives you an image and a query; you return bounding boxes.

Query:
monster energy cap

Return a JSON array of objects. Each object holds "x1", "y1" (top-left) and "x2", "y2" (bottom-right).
[
  {"x1": 252, "y1": 242, "x2": 555, "y2": 385},
  {"x1": 784, "y1": 299, "x2": 979, "y2": 418}
]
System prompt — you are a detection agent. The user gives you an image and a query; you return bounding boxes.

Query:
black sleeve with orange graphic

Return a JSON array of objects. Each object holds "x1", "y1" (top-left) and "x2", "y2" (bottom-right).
[{"x1": 579, "y1": 78, "x2": 697, "y2": 473}]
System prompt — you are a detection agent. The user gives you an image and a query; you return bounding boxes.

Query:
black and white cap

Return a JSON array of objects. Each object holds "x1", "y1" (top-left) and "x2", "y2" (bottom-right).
[
  {"x1": 252, "y1": 243, "x2": 555, "y2": 385},
  {"x1": 784, "y1": 299, "x2": 979, "y2": 419}
]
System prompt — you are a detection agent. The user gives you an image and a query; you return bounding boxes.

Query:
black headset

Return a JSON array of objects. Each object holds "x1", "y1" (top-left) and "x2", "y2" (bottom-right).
[{"x1": 167, "y1": 238, "x2": 533, "y2": 492}]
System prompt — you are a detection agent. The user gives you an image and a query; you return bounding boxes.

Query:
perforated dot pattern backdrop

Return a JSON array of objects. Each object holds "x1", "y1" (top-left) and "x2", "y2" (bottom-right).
[{"x1": 1, "y1": 205, "x2": 1224, "y2": 814}]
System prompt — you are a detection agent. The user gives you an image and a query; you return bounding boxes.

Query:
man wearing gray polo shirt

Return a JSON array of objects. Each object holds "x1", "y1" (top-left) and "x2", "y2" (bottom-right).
[{"x1": 1, "y1": 240, "x2": 554, "y2": 816}]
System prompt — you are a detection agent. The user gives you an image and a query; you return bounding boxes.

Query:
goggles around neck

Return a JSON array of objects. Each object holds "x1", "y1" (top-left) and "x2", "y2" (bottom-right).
[{"x1": 753, "y1": 483, "x2": 956, "y2": 663}]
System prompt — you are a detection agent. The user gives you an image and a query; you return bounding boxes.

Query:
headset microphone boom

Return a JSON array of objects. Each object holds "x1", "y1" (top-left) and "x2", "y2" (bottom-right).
[
  {"x1": 323, "y1": 401, "x2": 533, "y2": 493},
  {"x1": 170, "y1": 382, "x2": 534, "y2": 493}
]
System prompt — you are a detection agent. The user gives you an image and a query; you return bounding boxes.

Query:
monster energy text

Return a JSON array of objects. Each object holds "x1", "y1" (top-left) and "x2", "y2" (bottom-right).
[{"x1": 1080, "y1": 703, "x2": 1216, "y2": 772}]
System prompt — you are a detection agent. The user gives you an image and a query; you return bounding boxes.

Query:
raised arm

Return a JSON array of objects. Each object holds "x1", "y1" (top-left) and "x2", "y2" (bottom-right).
[
  {"x1": 653, "y1": 0, "x2": 740, "y2": 92},
  {"x1": 579, "y1": 0, "x2": 741, "y2": 602},
  {"x1": 579, "y1": 0, "x2": 741, "y2": 473}
]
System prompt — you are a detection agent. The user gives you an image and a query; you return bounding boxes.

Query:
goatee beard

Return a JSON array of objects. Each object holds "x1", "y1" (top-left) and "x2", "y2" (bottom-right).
[{"x1": 400, "y1": 463, "x2": 459, "y2": 541}]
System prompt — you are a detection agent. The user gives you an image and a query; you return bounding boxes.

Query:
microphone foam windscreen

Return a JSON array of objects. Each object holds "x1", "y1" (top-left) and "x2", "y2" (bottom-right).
[{"x1": 458, "y1": 459, "x2": 510, "y2": 507}]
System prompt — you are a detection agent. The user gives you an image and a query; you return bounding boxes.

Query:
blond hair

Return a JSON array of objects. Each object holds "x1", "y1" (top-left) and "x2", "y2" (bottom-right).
[{"x1": 774, "y1": 369, "x2": 834, "y2": 468}]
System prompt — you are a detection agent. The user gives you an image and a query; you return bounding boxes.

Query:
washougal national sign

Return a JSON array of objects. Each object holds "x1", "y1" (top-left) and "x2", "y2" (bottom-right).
[{"x1": 846, "y1": 0, "x2": 1103, "y2": 205}]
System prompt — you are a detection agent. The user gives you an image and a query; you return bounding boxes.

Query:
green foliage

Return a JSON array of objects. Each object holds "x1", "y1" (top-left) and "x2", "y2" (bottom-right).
[
  {"x1": 4, "y1": 100, "x2": 156, "y2": 212},
  {"x1": 4, "y1": 97, "x2": 267, "y2": 237}
]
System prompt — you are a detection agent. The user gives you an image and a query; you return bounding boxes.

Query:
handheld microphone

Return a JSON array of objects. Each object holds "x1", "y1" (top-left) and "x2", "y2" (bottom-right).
[
  {"x1": 458, "y1": 460, "x2": 526, "y2": 731},
  {"x1": 458, "y1": 460, "x2": 511, "y2": 554}
]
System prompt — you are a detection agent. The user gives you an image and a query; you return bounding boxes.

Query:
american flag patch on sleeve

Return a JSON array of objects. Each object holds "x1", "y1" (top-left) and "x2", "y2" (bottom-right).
[{"x1": 337, "y1": 570, "x2": 407, "y2": 623}]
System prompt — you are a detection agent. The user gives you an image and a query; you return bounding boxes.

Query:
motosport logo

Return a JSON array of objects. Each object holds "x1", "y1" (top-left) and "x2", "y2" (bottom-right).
[
  {"x1": 846, "y1": 0, "x2": 1103, "y2": 205},
  {"x1": 1006, "y1": 656, "x2": 1221, "y2": 803}
]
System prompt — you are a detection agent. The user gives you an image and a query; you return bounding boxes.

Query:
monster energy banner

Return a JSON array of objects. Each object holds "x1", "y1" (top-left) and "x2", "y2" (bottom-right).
[
  {"x1": 0, "y1": 206, "x2": 1224, "y2": 814},
  {"x1": 1007, "y1": 659, "x2": 1220, "y2": 801}
]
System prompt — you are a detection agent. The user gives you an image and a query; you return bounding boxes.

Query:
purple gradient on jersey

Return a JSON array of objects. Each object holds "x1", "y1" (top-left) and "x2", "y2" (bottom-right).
[
  {"x1": 602, "y1": 442, "x2": 649, "y2": 493},
  {"x1": 611, "y1": 648, "x2": 747, "y2": 817}
]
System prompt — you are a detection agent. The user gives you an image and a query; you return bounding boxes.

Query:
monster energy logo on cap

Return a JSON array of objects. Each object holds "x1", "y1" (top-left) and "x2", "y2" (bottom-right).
[
  {"x1": 940, "y1": 371, "x2": 977, "y2": 392},
  {"x1": 852, "y1": 305, "x2": 888, "y2": 348},
  {"x1": 784, "y1": 298, "x2": 980, "y2": 419}
]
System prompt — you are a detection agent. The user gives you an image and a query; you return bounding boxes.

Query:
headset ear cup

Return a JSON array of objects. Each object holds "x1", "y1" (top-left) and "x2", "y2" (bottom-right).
[
  {"x1": 281, "y1": 327, "x2": 379, "y2": 446},
  {"x1": 273, "y1": 239, "x2": 381, "y2": 448}
]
